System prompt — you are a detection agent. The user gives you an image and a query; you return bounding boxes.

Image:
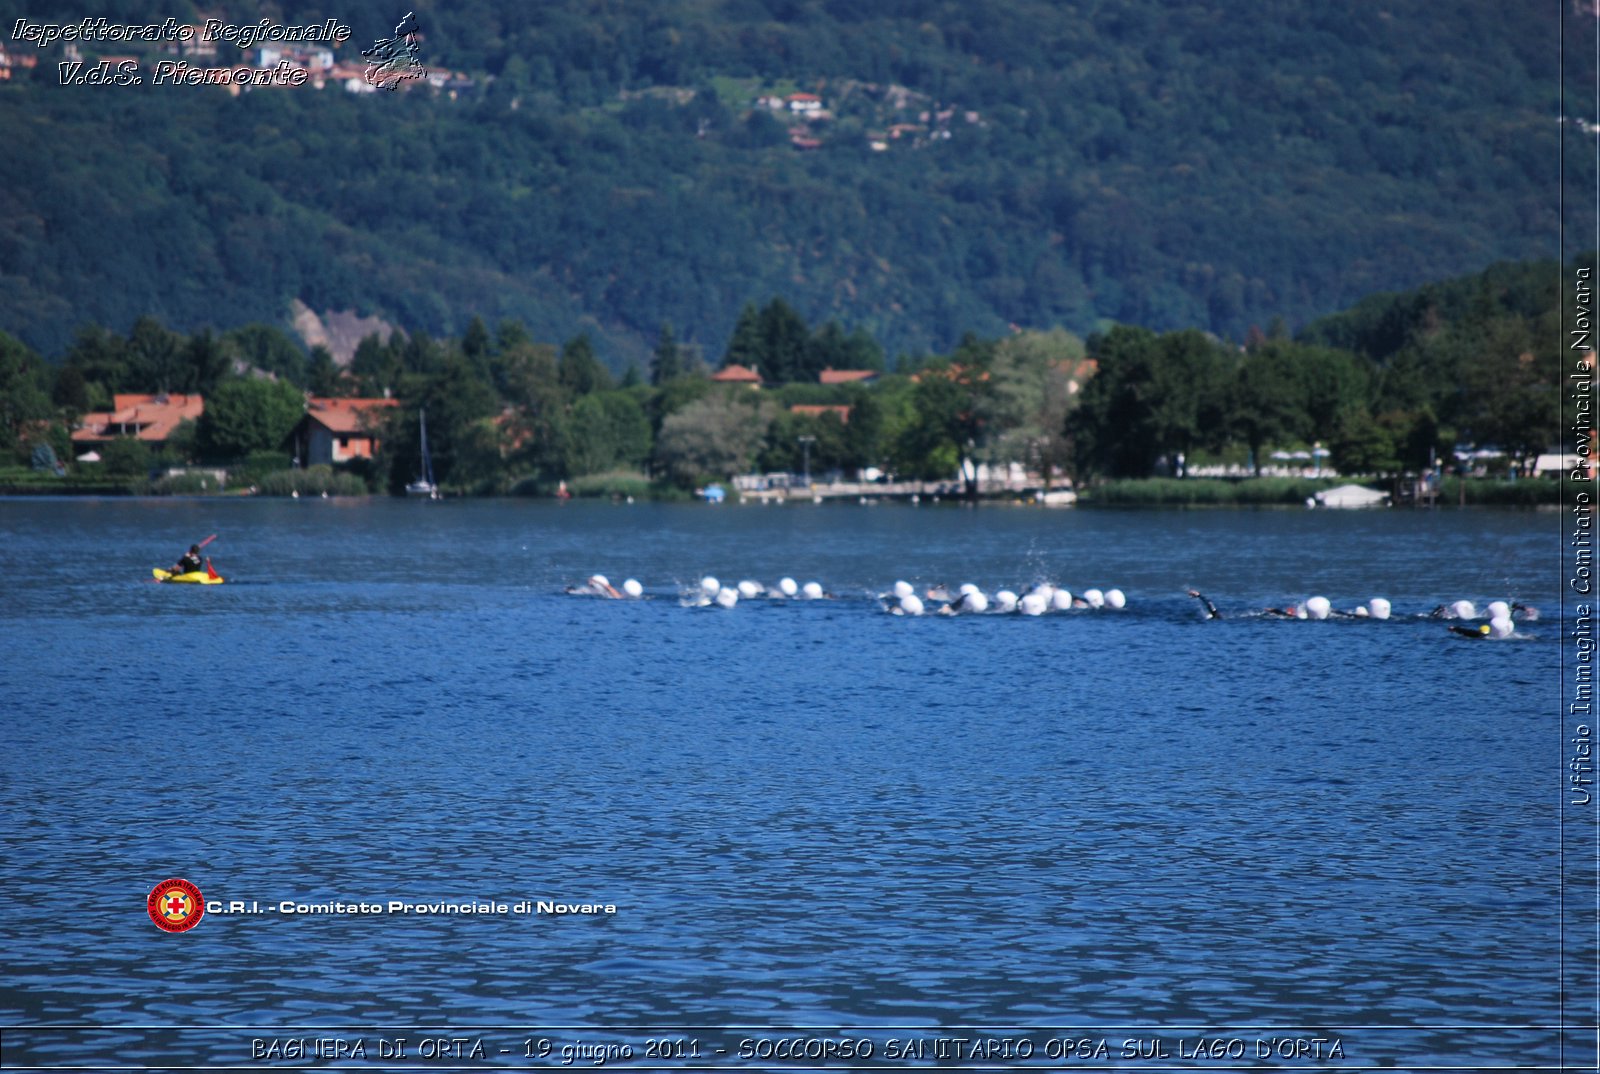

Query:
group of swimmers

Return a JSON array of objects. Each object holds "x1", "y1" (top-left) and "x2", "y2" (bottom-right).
[
  {"x1": 1188, "y1": 589, "x2": 1536, "y2": 637},
  {"x1": 568, "y1": 573, "x2": 1131, "y2": 615},
  {"x1": 568, "y1": 573, "x2": 1537, "y2": 639}
]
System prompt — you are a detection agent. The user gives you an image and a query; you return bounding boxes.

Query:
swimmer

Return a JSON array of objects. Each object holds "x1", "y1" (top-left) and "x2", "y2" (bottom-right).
[
  {"x1": 566, "y1": 574, "x2": 622, "y2": 598},
  {"x1": 1187, "y1": 590, "x2": 1221, "y2": 620},
  {"x1": 946, "y1": 586, "x2": 989, "y2": 614},
  {"x1": 1448, "y1": 623, "x2": 1492, "y2": 639}
]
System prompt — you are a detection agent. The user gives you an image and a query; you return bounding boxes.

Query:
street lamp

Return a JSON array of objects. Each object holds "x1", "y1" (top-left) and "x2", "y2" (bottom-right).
[{"x1": 797, "y1": 435, "x2": 817, "y2": 487}]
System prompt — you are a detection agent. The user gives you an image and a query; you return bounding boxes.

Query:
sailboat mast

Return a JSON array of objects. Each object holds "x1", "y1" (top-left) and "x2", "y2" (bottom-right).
[{"x1": 419, "y1": 408, "x2": 434, "y2": 485}]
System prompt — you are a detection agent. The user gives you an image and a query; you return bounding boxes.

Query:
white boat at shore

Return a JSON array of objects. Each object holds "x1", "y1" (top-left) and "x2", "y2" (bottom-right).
[
  {"x1": 1311, "y1": 483, "x2": 1388, "y2": 509},
  {"x1": 406, "y1": 408, "x2": 438, "y2": 498}
]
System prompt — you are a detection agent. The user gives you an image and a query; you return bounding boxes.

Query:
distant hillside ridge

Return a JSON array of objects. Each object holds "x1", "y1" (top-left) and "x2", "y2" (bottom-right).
[{"x1": 0, "y1": 0, "x2": 1588, "y2": 370}]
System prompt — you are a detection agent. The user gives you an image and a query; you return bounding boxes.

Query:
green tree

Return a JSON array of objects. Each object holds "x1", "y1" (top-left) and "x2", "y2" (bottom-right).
[
  {"x1": 225, "y1": 324, "x2": 304, "y2": 385},
  {"x1": 758, "y1": 298, "x2": 812, "y2": 384},
  {"x1": 163, "y1": 418, "x2": 200, "y2": 466},
  {"x1": 722, "y1": 302, "x2": 763, "y2": 372},
  {"x1": 893, "y1": 372, "x2": 976, "y2": 482},
  {"x1": 558, "y1": 335, "x2": 613, "y2": 395},
  {"x1": 1232, "y1": 341, "x2": 1309, "y2": 474},
  {"x1": 461, "y1": 316, "x2": 493, "y2": 366},
  {"x1": 561, "y1": 391, "x2": 652, "y2": 475},
  {"x1": 1071, "y1": 326, "x2": 1165, "y2": 478},
  {"x1": 1330, "y1": 411, "x2": 1399, "y2": 475},
  {"x1": 197, "y1": 378, "x2": 307, "y2": 460},
  {"x1": 126, "y1": 317, "x2": 184, "y2": 394},
  {"x1": 306, "y1": 346, "x2": 343, "y2": 396},
  {"x1": 181, "y1": 329, "x2": 234, "y2": 395},
  {"x1": 0, "y1": 331, "x2": 52, "y2": 452},
  {"x1": 62, "y1": 325, "x2": 129, "y2": 395},
  {"x1": 651, "y1": 322, "x2": 684, "y2": 385},
  {"x1": 391, "y1": 357, "x2": 500, "y2": 491},
  {"x1": 350, "y1": 333, "x2": 404, "y2": 396},
  {"x1": 1295, "y1": 343, "x2": 1375, "y2": 444},
  {"x1": 52, "y1": 365, "x2": 91, "y2": 414},
  {"x1": 498, "y1": 341, "x2": 568, "y2": 479},
  {"x1": 655, "y1": 393, "x2": 774, "y2": 485},
  {"x1": 99, "y1": 436, "x2": 152, "y2": 477},
  {"x1": 982, "y1": 328, "x2": 1088, "y2": 485},
  {"x1": 1458, "y1": 315, "x2": 1559, "y2": 468}
]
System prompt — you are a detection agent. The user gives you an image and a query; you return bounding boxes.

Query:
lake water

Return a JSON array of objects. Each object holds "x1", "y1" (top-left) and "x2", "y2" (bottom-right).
[{"x1": 0, "y1": 497, "x2": 1586, "y2": 1071}]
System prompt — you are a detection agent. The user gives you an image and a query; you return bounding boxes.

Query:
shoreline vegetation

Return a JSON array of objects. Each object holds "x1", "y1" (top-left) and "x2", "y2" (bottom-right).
[
  {"x1": 0, "y1": 466, "x2": 1570, "y2": 508},
  {"x1": 1, "y1": 258, "x2": 1589, "y2": 504}
]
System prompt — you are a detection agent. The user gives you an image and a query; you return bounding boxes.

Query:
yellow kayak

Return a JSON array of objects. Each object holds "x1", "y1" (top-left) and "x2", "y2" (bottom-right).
[{"x1": 152, "y1": 568, "x2": 224, "y2": 585}]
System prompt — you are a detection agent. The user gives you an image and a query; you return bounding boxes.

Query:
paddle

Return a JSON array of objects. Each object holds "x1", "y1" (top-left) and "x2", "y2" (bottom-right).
[
  {"x1": 150, "y1": 534, "x2": 219, "y2": 582},
  {"x1": 199, "y1": 534, "x2": 220, "y2": 580}
]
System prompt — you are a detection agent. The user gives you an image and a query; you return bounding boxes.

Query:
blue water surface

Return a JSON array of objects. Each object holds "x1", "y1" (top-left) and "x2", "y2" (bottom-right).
[{"x1": 0, "y1": 498, "x2": 1574, "y2": 1070}]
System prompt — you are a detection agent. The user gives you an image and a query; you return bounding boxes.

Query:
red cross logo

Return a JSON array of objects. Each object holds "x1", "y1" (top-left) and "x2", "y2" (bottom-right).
[{"x1": 147, "y1": 878, "x2": 204, "y2": 933}]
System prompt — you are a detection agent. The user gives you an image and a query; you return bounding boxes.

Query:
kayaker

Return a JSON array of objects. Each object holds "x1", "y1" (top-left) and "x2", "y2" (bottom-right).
[{"x1": 171, "y1": 545, "x2": 203, "y2": 576}]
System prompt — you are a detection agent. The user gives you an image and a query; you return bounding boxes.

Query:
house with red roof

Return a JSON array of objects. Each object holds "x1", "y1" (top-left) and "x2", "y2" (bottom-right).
[
  {"x1": 72, "y1": 393, "x2": 205, "y2": 451},
  {"x1": 710, "y1": 364, "x2": 763, "y2": 387},
  {"x1": 818, "y1": 368, "x2": 879, "y2": 386},
  {"x1": 789, "y1": 404, "x2": 851, "y2": 424},
  {"x1": 284, "y1": 397, "x2": 399, "y2": 465},
  {"x1": 786, "y1": 92, "x2": 823, "y2": 114}
]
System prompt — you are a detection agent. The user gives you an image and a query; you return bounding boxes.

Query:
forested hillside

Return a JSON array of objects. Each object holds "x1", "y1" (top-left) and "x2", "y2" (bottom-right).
[
  {"x1": 0, "y1": 0, "x2": 1588, "y2": 368},
  {"x1": 1, "y1": 256, "x2": 1577, "y2": 500}
]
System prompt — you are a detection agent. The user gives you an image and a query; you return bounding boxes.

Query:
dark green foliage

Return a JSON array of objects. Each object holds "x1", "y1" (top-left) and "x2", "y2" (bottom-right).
[
  {"x1": 1301, "y1": 257, "x2": 1569, "y2": 467},
  {"x1": 1086, "y1": 478, "x2": 1343, "y2": 506},
  {"x1": 1068, "y1": 328, "x2": 1171, "y2": 480},
  {"x1": 227, "y1": 450, "x2": 296, "y2": 488},
  {"x1": 0, "y1": 248, "x2": 1573, "y2": 493},
  {"x1": 562, "y1": 391, "x2": 652, "y2": 475},
  {"x1": 306, "y1": 346, "x2": 343, "y2": 396},
  {"x1": 225, "y1": 325, "x2": 305, "y2": 385},
  {"x1": 0, "y1": 331, "x2": 51, "y2": 451},
  {"x1": 651, "y1": 323, "x2": 684, "y2": 385},
  {"x1": 892, "y1": 367, "x2": 988, "y2": 482},
  {"x1": 1233, "y1": 344, "x2": 1312, "y2": 475},
  {"x1": 99, "y1": 437, "x2": 152, "y2": 477},
  {"x1": 51, "y1": 365, "x2": 91, "y2": 414},
  {"x1": 125, "y1": 317, "x2": 185, "y2": 394},
  {"x1": 256, "y1": 465, "x2": 370, "y2": 497},
  {"x1": 558, "y1": 335, "x2": 613, "y2": 395},
  {"x1": 163, "y1": 418, "x2": 199, "y2": 466},
  {"x1": 0, "y1": 2, "x2": 1578, "y2": 367},
  {"x1": 386, "y1": 357, "x2": 501, "y2": 492},
  {"x1": 197, "y1": 379, "x2": 307, "y2": 460},
  {"x1": 1329, "y1": 412, "x2": 1399, "y2": 476}
]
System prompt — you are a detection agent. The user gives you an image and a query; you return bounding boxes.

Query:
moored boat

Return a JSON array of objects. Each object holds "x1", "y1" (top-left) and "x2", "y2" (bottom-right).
[{"x1": 406, "y1": 407, "x2": 439, "y2": 498}]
